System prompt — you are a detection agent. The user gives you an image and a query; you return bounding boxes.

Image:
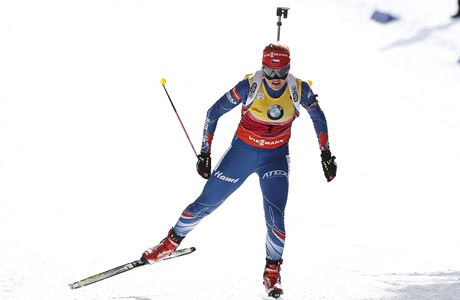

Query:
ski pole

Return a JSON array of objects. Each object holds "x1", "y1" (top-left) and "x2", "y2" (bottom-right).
[
  {"x1": 160, "y1": 78, "x2": 199, "y2": 158},
  {"x1": 276, "y1": 7, "x2": 290, "y2": 42}
]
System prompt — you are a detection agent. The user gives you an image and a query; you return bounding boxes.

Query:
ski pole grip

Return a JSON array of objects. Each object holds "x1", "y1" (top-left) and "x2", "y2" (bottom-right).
[
  {"x1": 160, "y1": 78, "x2": 167, "y2": 86},
  {"x1": 277, "y1": 7, "x2": 289, "y2": 18}
]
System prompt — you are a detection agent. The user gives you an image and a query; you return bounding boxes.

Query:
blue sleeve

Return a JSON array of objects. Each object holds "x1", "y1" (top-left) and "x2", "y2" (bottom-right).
[
  {"x1": 300, "y1": 81, "x2": 330, "y2": 151},
  {"x1": 200, "y1": 79, "x2": 250, "y2": 154}
]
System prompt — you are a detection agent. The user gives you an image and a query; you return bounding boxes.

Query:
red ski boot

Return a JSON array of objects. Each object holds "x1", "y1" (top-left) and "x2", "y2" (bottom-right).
[
  {"x1": 142, "y1": 228, "x2": 183, "y2": 264},
  {"x1": 263, "y1": 259, "x2": 283, "y2": 298}
]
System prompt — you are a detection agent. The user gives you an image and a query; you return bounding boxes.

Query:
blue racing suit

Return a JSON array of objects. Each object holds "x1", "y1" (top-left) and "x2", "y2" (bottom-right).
[{"x1": 172, "y1": 73, "x2": 330, "y2": 261}]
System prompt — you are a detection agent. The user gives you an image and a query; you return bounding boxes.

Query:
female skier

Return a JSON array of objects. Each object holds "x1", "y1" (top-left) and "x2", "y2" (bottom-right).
[{"x1": 142, "y1": 43, "x2": 337, "y2": 298}]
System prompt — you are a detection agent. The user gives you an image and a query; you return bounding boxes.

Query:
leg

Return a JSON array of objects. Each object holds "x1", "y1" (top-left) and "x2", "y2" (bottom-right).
[
  {"x1": 257, "y1": 153, "x2": 289, "y2": 298},
  {"x1": 173, "y1": 141, "x2": 257, "y2": 237},
  {"x1": 143, "y1": 141, "x2": 257, "y2": 263},
  {"x1": 257, "y1": 155, "x2": 290, "y2": 261}
]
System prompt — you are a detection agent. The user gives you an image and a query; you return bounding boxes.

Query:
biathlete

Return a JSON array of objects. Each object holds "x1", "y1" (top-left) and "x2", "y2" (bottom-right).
[{"x1": 142, "y1": 43, "x2": 337, "y2": 299}]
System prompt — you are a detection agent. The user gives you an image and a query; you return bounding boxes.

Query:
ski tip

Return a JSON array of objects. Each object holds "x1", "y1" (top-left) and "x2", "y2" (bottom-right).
[
  {"x1": 190, "y1": 246, "x2": 196, "y2": 252},
  {"x1": 68, "y1": 282, "x2": 80, "y2": 289}
]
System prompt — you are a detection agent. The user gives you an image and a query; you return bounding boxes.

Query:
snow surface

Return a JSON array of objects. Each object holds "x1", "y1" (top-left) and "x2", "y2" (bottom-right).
[{"x1": 1, "y1": 0, "x2": 459, "y2": 299}]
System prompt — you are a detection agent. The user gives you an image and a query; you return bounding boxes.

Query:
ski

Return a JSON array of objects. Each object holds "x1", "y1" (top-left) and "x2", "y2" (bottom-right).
[{"x1": 68, "y1": 247, "x2": 196, "y2": 289}]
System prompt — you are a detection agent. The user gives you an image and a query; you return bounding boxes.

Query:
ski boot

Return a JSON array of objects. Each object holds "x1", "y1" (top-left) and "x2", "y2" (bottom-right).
[
  {"x1": 142, "y1": 228, "x2": 183, "y2": 263},
  {"x1": 263, "y1": 258, "x2": 283, "y2": 298}
]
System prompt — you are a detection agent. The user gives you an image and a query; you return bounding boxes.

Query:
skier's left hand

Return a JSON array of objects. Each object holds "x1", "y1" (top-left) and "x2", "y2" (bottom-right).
[{"x1": 321, "y1": 150, "x2": 337, "y2": 182}]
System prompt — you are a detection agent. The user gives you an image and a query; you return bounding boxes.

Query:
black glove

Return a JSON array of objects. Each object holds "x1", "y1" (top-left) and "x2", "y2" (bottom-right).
[
  {"x1": 321, "y1": 150, "x2": 337, "y2": 182},
  {"x1": 196, "y1": 153, "x2": 211, "y2": 179}
]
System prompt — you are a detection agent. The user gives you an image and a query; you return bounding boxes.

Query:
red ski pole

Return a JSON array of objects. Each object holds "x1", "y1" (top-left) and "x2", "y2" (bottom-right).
[{"x1": 160, "y1": 78, "x2": 198, "y2": 158}]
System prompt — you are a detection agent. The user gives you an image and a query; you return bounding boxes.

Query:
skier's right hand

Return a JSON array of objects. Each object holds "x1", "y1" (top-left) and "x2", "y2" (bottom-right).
[{"x1": 196, "y1": 153, "x2": 211, "y2": 179}]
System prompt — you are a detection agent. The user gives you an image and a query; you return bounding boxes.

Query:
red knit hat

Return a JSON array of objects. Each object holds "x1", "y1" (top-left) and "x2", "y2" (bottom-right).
[{"x1": 262, "y1": 47, "x2": 290, "y2": 69}]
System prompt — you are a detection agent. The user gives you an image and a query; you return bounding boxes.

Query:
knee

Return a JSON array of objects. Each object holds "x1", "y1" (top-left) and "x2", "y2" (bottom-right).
[
  {"x1": 185, "y1": 195, "x2": 223, "y2": 217},
  {"x1": 184, "y1": 201, "x2": 208, "y2": 217}
]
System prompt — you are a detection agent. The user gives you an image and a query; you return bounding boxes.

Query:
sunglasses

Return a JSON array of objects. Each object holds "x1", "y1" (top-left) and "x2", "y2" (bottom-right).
[{"x1": 263, "y1": 66, "x2": 290, "y2": 80}]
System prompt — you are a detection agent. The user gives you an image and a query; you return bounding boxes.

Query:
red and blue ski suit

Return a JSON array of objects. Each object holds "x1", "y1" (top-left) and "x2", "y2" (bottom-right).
[{"x1": 173, "y1": 73, "x2": 330, "y2": 261}]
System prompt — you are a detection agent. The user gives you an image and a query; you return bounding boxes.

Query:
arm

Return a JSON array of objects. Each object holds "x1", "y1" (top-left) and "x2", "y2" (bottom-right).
[
  {"x1": 300, "y1": 81, "x2": 337, "y2": 181},
  {"x1": 200, "y1": 79, "x2": 250, "y2": 154},
  {"x1": 196, "y1": 78, "x2": 249, "y2": 179},
  {"x1": 300, "y1": 81, "x2": 330, "y2": 151}
]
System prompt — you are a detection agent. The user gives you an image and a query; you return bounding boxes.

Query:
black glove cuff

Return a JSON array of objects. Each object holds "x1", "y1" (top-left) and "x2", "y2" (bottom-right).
[
  {"x1": 321, "y1": 150, "x2": 332, "y2": 160},
  {"x1": 199, "y1": 153, "x2": 210, "y2": 158}
]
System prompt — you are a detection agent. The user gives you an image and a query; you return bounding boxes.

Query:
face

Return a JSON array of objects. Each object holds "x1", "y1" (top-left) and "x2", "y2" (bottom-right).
[
  {"x1": 262, "y1": 65, "x2": 290, "y2": 91},
  {"x1": 264, "y1": 77, "x2": 288, "y2": 91}
]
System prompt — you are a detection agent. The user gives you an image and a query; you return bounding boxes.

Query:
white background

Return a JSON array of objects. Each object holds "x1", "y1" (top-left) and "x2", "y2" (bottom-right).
[{"x1": 1, "y1": 0, "x2": 459, "y2": 299}]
